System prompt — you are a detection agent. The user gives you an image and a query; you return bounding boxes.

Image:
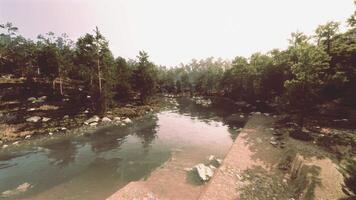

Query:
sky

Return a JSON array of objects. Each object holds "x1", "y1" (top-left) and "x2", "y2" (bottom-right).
[{"x1": 0, "y1": 0, "x2": 354, "y2": 66}]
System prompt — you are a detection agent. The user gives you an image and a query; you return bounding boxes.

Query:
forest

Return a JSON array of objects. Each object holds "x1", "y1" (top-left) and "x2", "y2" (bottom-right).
[{"x1": 1, "y1": 12, "x2": 355, "y2": 118}]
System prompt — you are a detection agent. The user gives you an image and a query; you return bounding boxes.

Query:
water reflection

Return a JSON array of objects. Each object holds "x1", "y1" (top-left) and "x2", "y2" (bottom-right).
[
  {"x1": 89, "y1": 127, "x2": 129, "y2": 154},
  {"x1": 133, "y1": 115, "x2": 159, "y2": 152},
  {"x1": 41, "y1": 140, "x2": 77, "y2": 168}
]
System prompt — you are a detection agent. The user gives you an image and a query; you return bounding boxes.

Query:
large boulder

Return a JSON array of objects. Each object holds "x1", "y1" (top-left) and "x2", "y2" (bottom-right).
[{"x1": 193, "y1": 163, "x2": 214, "y2": 181}]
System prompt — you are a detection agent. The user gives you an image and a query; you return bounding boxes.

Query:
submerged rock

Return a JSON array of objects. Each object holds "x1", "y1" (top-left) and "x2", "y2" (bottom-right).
[
  {"x1": 193, "y1": 163, "x2": 214, "y2": 181},
  {"x1": 26, "y1": 116, "x2": 41, "y2": 123},
  {"x1": 1, "y1": 182, "x2": 32, "y2": 197}
]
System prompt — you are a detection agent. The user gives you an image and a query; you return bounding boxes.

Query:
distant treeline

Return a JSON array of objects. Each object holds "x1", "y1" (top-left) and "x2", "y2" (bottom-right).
[{"x1": 0, "y1": 10, "x2": 355, "y2": 117}]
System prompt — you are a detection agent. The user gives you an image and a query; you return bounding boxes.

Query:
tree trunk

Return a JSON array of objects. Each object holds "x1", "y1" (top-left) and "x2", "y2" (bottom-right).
[
  {"x1": 60, "y1": 77, "x2": 63, "y2": 95},
  {"x1": 97, "y1": 58, "x2": 102, "y2": 94}
]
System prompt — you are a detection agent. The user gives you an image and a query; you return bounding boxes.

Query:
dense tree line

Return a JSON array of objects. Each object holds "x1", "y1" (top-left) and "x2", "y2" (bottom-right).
[
  {"x1": 0, "y1": 10, "x2": 355, "y2": 120},
  {"x1": 0, "y1": 24, "x2": 158, "y2": 114},
  {"x1": 158, "y1": 12, "x2": 356, "y2": 125}
]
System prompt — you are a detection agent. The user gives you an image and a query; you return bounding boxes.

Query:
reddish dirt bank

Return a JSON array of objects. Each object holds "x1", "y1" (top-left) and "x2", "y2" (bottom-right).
[{"x1": 199, "y1": 114, "x2": 346, "y2": 200}]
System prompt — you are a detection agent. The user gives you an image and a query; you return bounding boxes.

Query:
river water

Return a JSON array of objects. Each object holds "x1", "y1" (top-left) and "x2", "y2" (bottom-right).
[{"x1": 0, "y1": 97, "x2": 246, "y2": 200}]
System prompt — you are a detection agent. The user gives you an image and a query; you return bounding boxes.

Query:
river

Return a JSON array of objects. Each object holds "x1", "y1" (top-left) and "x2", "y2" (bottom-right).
[{"x1": 0, "y1": 97, "x2": 247, "y2": 199}]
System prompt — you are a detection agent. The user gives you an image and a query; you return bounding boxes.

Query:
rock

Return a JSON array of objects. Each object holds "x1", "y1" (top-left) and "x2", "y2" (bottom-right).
[
  {"x1": 209, "y1": 165, "x2": 217, "y2": 170},
  {"x1": 60, "y1": 127, "x2": 67, "y2": 131},
  {"x1": 2, "y1": 144, "x2": 8, "y2": 149},
  {"x1": 184, "y1": 167, "x2": 193, "y2": 172},
  {"x1": 193, "y1": 164, "x2": 214, "y2": 181},
  {"x1": 101, "y1": 117, "x2": 112, "y2": 122},
  {"x1": 42, "y1": 117, "x2": 51, "y2": 122},
  {"x1": 270, "y1": 140, "x2": 278, "y2": 146},
  {"x1": 27, "y1": 108, "x2": 36, "y2": 111},
  {"x1": 38, "y1": 96, "x2": 47, "y2": 101},
  {"x1": 32, "y1": 99, "x2": 45, "y2": 103},
  {"x1": 240, "y1": 114, "x2": 244, "y2": 118},
  {"x1": 255, "y1": 112, "x2": 261, "y2": 115},
  {"x1": 63, "y1": 115, "x2": 69, "y2": 119},
  {"x1": 84, "y1": 109, "x2": 89, "y2": 114},
  {"x1": 26, "y1": 116, "x2": 41, "y2": 123},
  {"x1": 27, "y1": 97, "x2": 36, "y2": 102},
  {"x1": 264, "y1": 113, "x2": 270, "y2": 116},
  {"x1": 123, "y1": 118, "x2": 132, "y2": 124},
  {"x1": 208, "y1": 155, "x2": 215, "y2": 161},
  {"x1": 12, "y1": 141, "x2": 19, "y2": 145},
  {"x1": 113, "y1": 117, "x2": 121, "y2": 121},
  {"x1": 1, "y1": 182, "x2": 32, "y2": 197},
  {"x1": 25, "y1": 135, "x2": 31, "y2": 139},
  {"x1": 87, "y1": 95, "x2": 91, "y2": 99},
  {"x1": 48, "y1": 132, "x2": 54, "y2": 136},
  {"x1": 84, "y1": 115, "x2": 100, "y2": 125},
  {"x1": 89, "y1": 122, "x2": 98, "y2": 126}
]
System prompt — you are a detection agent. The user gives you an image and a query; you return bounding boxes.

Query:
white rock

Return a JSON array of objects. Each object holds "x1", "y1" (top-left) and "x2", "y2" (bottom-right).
[
  {"x1": 255, "y1": 112, "x2": 261, "y2": 115},
  {"x1": 42, "y1": 117, "x2": 51, "y2": 122},
  {"x1": 25, "y1": 135, "x2": 31, "y2": 139},
  {"x1": 38, "y1": 96, "x2": 47, "y2": 101},
  {"x1": 184, "y1": 167, "x2": 193, "y2": 172},
  {"x1": 2, "y1": 144, "x2": 8, "y2": 149},
  {"x1": 1, "y1": 182, "x2": 32, "y2": 197},
  {"x1": 84, "y1": 115, "x2": 100, "y2": 125},
  {"x1": 48, "y1": 132, "x2": 54, "y2": 136},
  {"x1": 113, "y1": 117, "x2": 121, "y2": 121},
  {"x1": 26, "y1": 116, "x2": 41, "y2": 123},
  {"x1": 123, "y1": 118, "x2": 132, "y2": 124},
  {"x1": 208, "y1": 155, "x2": 216, "y2": 161},
  {"x1": 193, "y1": 164, "x2": 214, "y2": 181},
  {"x1": 102, "y1": 117, "x2": 112, "y2": 122},
  {"x1": 60, "y1": 127, "x2": 67, "y2": 131},
  {"x1": 89, "y1": 122, "x2": 98, "y2": 126},
  {"x1": 84, "y1": 110, "x2": 89, "y2": 114},
  {"x1": 240, "y1": 114, "x2": 244, "y2": 118},
  {"x1": 264, "y1": 113, "x2": 270, "y2": 116},
  {"x1": 27, "y1": 108, "x2": 36, "y2": 111},
  {"x1": 12, "y1": 141, "x2": 20, "y2": 145},
  {"x1": 63, "y1": 115, "x2": 69, "y2": 119},
  {"x1": 27, "y1": 97, "x2": 36, "y2": 102}
]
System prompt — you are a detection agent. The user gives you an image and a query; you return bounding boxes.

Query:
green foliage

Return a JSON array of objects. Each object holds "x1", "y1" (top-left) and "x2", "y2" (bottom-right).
[{"x1": 132, "y1": 51, "x2": 157, "y2": 103}]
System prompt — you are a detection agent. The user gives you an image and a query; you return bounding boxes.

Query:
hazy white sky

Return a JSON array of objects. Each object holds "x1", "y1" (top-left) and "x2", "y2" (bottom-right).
[{"x1": 0, "y1": 0, "x2": 354, "y2": 66}]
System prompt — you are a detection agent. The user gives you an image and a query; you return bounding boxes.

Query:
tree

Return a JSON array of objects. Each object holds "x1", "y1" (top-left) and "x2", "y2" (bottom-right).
[
  {"x1": 114, "y1": 57, "x2": 132, "y2": 101},
  {"x1": 315, "y1": 21, "x2": 340, "y2": 54},
  {"x1": 284, "y1": 41, "x2": 330, "y2": 128},
  {"x1": 132, "y1": 51, "x2": 157, "y2": 103},
  {"x1": 75, "y1": 27, "x2": 114, "y2": 114}
]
